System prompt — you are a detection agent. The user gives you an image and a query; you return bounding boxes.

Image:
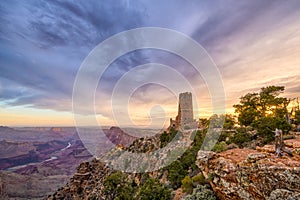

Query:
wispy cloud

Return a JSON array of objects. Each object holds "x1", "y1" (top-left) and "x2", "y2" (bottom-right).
[{"x1": 1, "y1": 0, "x2": 300, "y2": 126}]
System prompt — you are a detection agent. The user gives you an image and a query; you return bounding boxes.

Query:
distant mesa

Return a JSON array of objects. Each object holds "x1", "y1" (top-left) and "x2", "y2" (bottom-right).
[
  {"x1": 36, "y1": 127, "x2": 50, "y2": 131},
  {"x1": 104, "y1": 126, "x2": 137, "y2": 147},
  {"x1": 168, "y1": 92, "x2": 199, "y2": 130},
  {"x1": 0, "y1": 126, "x2": 14, "y2": 131},
  {"x1": 50, "y1": 127, "x2": 63, "y2": 132}
]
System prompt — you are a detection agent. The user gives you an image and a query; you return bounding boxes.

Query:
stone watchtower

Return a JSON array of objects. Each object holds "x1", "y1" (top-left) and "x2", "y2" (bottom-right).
[
  {"x1": 169, "y1": 92, "x2": 198, "y2": 130},
  {"x1": 178, "y1": 92, "x2": 194, "y2": 126}
]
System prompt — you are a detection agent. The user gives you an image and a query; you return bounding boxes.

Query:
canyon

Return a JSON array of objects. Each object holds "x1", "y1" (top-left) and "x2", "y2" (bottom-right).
[{"x1": 0, "y1": 126, "x2": 137, "y2": 199}]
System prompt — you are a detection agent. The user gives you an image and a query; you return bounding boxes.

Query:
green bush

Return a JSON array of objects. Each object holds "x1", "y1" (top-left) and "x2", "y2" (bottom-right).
[
  {"x1": 229, "y1": 132, "x2": 251, "y2": 147},
  {"x1": 138, "y1": 178, "x2": 171, "y2": 200},
  {"x1": 180, "y1": 148, "x2": 198, "y2": 170},
  {"x1": 212, "y1": 141, "x2": 227, "y2": 153},
  {"x1": 182, "y1": 185, "x2": 217, "y2": 200},
  {"x1": 103, "y1": 172, "x2": 135, "y2": 200},
  {"x1": 160, "y1": 130, "x2": 178, "y2": 148},
  {"x1": 189, "y1": 130, "x2": 205, "y2": 150},
  {"x1": 140, "y1": 173, "x2": 149, "y2": 184},
  {"x1": 252, "y1": 116, "x2": 291, "y2": 144},
  {"x1": 166, "y1": 160, "x2": 187, "y2": 189},
  {"x1": 218, "y1": 131, "x2": 231, "y2": 142},
  {"x1": 191, "y1": 173, "x2": 207, "y2": 185},
  {"x1": 181, "y1": 176, "x2": 193, "y2": 194},
  {"x1": 223, "y1": 114, "x2": 236, "y2": 130}
]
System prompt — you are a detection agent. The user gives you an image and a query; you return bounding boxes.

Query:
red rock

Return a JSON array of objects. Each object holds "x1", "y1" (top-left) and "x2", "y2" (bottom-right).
[{"x1": 196, "y1": 147, "x2": 300, "y2": 200}]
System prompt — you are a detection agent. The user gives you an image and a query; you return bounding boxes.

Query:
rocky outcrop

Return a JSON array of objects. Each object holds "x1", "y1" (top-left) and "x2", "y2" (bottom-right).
[
  {"x1": 48, "y1": 159, "x2": 113, "y2": 200},
  {"x1": 104, "y1": 126, "x2": 137, "y2": 147},
  {"x1": 196, "y1": 148, "x2": 300, "y2": 200}
]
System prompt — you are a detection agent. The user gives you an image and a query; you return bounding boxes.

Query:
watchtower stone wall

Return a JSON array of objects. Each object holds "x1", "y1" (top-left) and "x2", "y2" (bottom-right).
[
  {"x1": 169, "y1": 92, "x2": 198, "y2": 130},
  {"x1": 179, "y1": 92, "x2": 194, "y2": 126}
]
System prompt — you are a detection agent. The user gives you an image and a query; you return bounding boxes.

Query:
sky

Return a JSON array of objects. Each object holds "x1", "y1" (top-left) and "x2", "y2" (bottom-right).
[{"x1": 1, "y1": 0, "x2": 300, "y2": 127}]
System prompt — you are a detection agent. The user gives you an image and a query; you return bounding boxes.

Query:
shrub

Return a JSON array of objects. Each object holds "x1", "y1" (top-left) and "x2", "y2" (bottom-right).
[
  {"x1": 252, "y1": 116, "x2": 291, "y2": 144},
  {"x1": 229, "y1": 132, "x2": 251, "y2": 147},
  {"x1": 181, "y1": 176, "x2": 193, "y2": 194},
  {"x1": 212, "y1": 141, "x2": 227, "y2": 153},
  {"x1": 180, "y1": 148, "x2": 197, "y2": 170},
  {"x1": 138, "y1": 178, "x2": 171, "y2": 200},
  {"x1": 103, "y1": 172, "x2": 135, "y2": 200},
  {"x1": 218, "y1": 131, "x2": 231, "y2": 142},
  {"x1": 181, "y1": 185, "x2": 217, "y2": 200},
  {"x1": 160, "y1": 130, "x2": 178, "y2": 148},
  {"x1": 166, "y1": 160, "x2": 187, "y2": 189},
  {"x1": 191, "y1": 173, "x2": 207, "y2": 185}
]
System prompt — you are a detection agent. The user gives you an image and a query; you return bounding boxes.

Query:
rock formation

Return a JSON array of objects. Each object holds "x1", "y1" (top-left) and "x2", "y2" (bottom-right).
[
  {"x1": 196, "y1": 145, "x2": 300, "y2": 200},
  {"x1": 104, "y1": 126, "x2": 137, "y2": 147}
]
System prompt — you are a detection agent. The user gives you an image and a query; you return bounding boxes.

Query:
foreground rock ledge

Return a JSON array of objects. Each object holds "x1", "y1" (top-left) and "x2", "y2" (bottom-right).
[{"x1": 196, "y1": 149, "x2": 300, "y2": 200}]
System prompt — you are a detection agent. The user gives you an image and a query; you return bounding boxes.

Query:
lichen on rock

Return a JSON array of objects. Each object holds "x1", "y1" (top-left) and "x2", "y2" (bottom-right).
[{"x1": 196, "y1": 147, "x2": 300, "y2": 200}]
